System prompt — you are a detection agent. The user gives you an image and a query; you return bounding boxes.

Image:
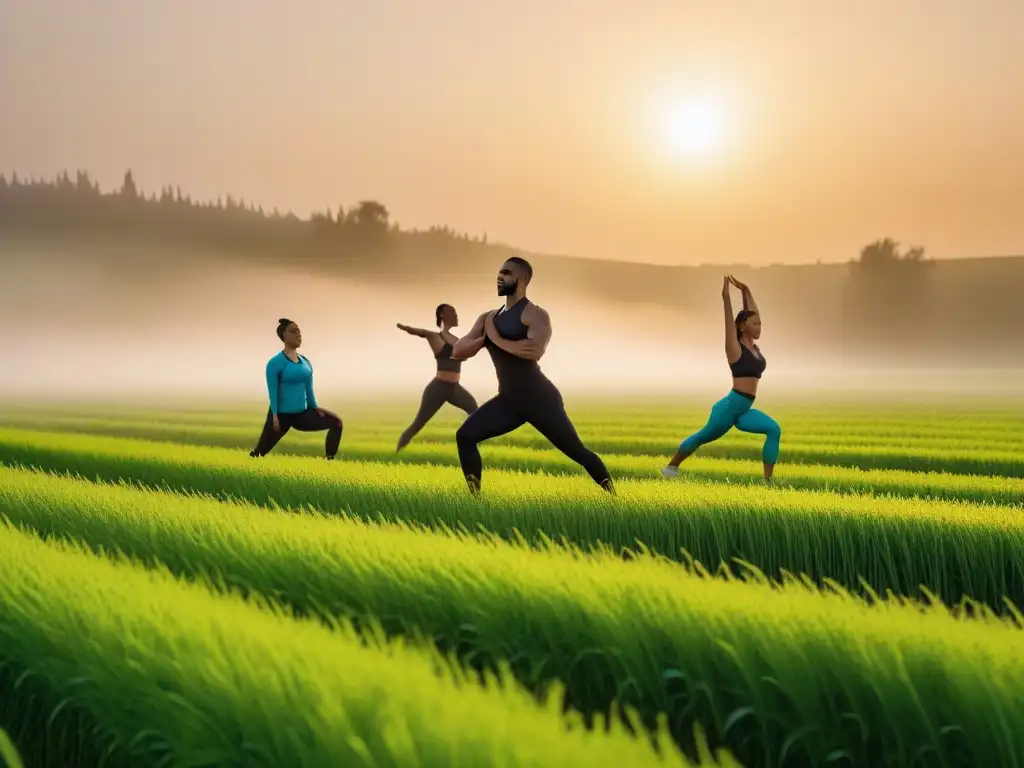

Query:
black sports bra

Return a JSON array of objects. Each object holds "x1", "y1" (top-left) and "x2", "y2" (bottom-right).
[
  {"x1": 729, "y1": 343, "x2": 766, "y2": 379},
  {"x1": 435, "y1": 341, "x2": 462, "y2": 373}
]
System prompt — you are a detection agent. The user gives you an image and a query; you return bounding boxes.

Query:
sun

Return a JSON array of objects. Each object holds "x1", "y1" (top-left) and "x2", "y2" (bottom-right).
[{"x1": 663, "y1": 102, "x2": 726, "y2": 159}]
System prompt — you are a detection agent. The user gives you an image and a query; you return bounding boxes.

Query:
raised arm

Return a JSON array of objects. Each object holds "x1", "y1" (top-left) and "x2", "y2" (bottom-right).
[
  {"x1": 484, "y1": 304, "x2": 551, "y2": 361},
  {"x1": 729, "y1": 274, "x2": 759, "y2": 317},
  {"x1": 451, "y1": 311, "x2": 489, "y2": 360},
  {"x1": 722, "y1": 277, "x2": 742, "y2": 364}
]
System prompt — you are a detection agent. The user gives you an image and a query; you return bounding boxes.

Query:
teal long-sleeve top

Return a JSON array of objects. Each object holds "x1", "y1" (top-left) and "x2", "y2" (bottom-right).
[{"x1": 266, "y1": 351, "x2": 318, "y2": 415}]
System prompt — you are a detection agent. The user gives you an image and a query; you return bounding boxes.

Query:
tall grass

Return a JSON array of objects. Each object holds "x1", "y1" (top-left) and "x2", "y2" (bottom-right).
[
  {"x1": 5, "y1": 401, "x2": 1022, "y2": 435},
  {"x1": 4, "y1": 467, "x2": 1024, "y2": 767},
  {"x1": 0, "y1": 521, "x2": 726, "y2": 768},
  {"x1": 2, "y1": 426, "x2": 1021, "y2": 505},
  {"x1": 2, "y1": 414, "x2": 1022, "y2": 475},
  {"x1": 0, "y1": 728, "x2": 24, "y2": 768},
  {"x1": 1, "y1": 436, "x2": 1022, "y2": 611}
]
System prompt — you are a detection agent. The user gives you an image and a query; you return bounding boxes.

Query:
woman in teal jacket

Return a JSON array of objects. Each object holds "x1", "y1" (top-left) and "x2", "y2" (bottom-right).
[{"x1": 250, "y1": 318, "x2": 344, "y2": 459}]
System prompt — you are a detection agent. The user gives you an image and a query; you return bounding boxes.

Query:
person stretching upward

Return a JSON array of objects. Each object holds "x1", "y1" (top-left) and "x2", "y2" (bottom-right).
[
  {"x1": 662, "y1": 275, "x2": 781, "y2": 482},
  {"x1": 250, "y1": 318, "x2": 344, "y2": 459},
  {"x1": 395, "y1": 303, "x2": 479, "y2": 451},
  {"x1": 451, "y1": 256, "x2": 615, "y2": 496}
]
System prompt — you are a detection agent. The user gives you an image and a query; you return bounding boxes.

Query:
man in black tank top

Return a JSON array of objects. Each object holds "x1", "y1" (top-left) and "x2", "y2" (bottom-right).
[{"x1": 450, "y1": 256, "x2": 615, "y2": 496}]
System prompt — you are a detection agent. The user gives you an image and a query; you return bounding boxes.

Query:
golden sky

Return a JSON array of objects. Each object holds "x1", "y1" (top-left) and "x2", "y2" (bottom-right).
[{"x1": 2, "y1": 0, "x2": 1022, "y2": 265}]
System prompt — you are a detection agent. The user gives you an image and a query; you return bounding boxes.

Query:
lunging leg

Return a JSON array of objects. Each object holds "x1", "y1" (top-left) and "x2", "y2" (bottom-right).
[
  {"x1": 735, "y1": 407, "x2": 782, "y2": 480},
  {"x1": 526, "y1": 389, "x2": 614, "y2": 494},
  {"x1": 291, "y1": 408, "x2": 344, "y2": 459},
  {"x1": 454, "y1": 396, "x2": 525, "y2": 495},
  {"x1": 250, "y1": 409, "x2": 291, "y2": 457},
  {"x1": 398, "y1": 380, "x2": 449, "y2": 451},
  {"x1": 663, "y1": 395, "x2": 740, "y2": 478}
]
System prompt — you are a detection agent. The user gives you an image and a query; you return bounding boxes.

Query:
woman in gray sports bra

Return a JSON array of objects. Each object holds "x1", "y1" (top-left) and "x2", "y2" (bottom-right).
[{"x1": 395, "y1": 303, "x2": 479, "y2": 451}]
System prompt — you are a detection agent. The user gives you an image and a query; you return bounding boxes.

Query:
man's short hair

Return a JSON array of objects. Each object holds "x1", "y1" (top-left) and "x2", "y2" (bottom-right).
[{"x1": 506, "y1": 256, "x2": 533, "y2": 281}]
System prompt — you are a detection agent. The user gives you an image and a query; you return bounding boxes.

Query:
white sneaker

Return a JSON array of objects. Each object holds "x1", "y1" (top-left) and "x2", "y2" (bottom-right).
[{"x1": 660, "y1": 466, "x2": 678, "y2": 479}]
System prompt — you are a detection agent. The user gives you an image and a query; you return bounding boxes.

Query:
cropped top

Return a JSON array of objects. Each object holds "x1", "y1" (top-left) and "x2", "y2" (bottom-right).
[
  {"x1": 435, "y1": 341, "x2": 462, "y2": 373},
  {"x1": 729, "y1": 342, "x2": 766, "y2": 379}
]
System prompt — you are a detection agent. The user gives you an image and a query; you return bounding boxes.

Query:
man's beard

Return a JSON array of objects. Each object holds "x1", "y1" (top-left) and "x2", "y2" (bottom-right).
[{"x1": 497, "y1": 279, "x2": 517, "y2": 297}]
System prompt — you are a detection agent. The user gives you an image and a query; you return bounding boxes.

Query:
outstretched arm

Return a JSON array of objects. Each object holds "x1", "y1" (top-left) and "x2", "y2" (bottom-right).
[
  {"x1": 451, "y1": 312, "x2": 489, "y2": 360},
  {"x1": 729, "y1": 275, "x2": 759, "y2": 317},
  {"x1": 722, "y1": 277, "x2": 742, "y2": 364},
  {"x1": 396, "y1": 323, "x2": 433, "y2": 337},
  {"x1": 397, "y1": 323, "x2": 444, "y2": 355},
  {"x1": 484, "y1": 304, "x2": 551, "y2": 361}
]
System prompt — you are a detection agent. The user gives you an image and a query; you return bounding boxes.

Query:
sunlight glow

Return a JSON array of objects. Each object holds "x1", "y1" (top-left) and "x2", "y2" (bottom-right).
[{"x1": 663, "y1": 102, "x2": 726, "y2": 159}]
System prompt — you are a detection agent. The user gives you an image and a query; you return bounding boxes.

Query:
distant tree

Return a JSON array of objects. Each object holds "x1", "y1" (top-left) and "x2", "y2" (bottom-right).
[
  {"x1": 120, "y1": 169, "x2": 138, "y2": 198},
  {"x1": 841, "y1": 236, "x2": 936, "y2": 361},
  {"x1": 855, "y1": 238, "x2": 927, "y2": 268},
  {"x1": 352, "y1": 199, "x2": 389, "y2": 231}
]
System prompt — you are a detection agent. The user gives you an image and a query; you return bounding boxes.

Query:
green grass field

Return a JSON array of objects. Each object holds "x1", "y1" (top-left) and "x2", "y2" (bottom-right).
[{"x1": 0, "y1": 396, "x2": 1022, "y2": 767}]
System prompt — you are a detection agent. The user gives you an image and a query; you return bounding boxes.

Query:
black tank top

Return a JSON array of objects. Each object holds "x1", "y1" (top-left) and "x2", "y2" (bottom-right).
[
  {"x1": 729, "y1": 342, "x2": 766, "y2": 379},
  {"x1": 435, "y1": 341, "x2": 461, "y2": 373},
  {"x1": 484, "y1": 298, "x2": 547, "y2": 391}
]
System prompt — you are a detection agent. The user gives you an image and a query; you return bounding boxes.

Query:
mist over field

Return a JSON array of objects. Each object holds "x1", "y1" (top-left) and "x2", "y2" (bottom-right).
[{"x1": 4, "y1": 238, "x2": 1020, "y2": 408}]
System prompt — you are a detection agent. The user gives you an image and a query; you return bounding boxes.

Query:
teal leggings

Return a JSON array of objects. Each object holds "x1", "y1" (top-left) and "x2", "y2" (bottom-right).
[{"x1": 680, "y1": 389, "x2": 781, "y2": 463}]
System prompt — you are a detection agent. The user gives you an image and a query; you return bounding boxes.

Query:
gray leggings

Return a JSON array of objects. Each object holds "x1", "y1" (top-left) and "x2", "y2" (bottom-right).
[{"x1": 398, "y1": 378, "x2": 478, "y2": 449}]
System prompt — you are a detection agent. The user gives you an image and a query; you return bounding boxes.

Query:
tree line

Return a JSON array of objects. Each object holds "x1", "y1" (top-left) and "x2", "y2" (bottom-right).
[{"x1": 0, "y1": 168, "x2": 502, "y2": 265}]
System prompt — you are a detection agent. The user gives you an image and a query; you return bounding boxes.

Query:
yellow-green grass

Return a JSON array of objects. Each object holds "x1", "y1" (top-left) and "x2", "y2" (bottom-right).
[
  {"x1": 8, "y1": 408, "x2": 1024, "y2": 453},
  {"x1": 1, "y1": 426, "x2": 1021, "y2": 506},
  {"x1": 5, "y1": 399, "x2": 1024, "y2": 440},
  {"x1": 7, "y1": 402, "x2": 1024, "y2": 440},
  {"x1": 0, "y1": 728, "x2": 24, "y2": 768},
  {"x1": 5, "y1": 467, "x2": 1024, "y2": 767},
  {"x1": 1, "y1": 433, "x2": 1023, "y2": 612},
  {"x1": 0, "y1": 520, "x2": 729, "y2": 768},
  {"x1": 2, "y1": 413, "x2": 1023, "y2": 476},
  {"x1": 6, "y1": 401, "x2": 1024, "y2": 439},
  {"x1": 5, "y1": 397, "x2": 1022, "y2": 425}
]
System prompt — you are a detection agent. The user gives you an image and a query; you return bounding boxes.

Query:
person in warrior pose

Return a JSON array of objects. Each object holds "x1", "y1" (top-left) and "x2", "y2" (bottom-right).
[
  {"x1": 395, "y1": 303, "x2": 478, "y2": 451},
  {"x1": 450, "y1": 256, "x2": 615, "y2": 496},
  {"x1": 250, "y1": 318, "x2": 344, "y2": 459},
  {"x1": 662, "y1": 275, "x2": 781, "y2": 482}
]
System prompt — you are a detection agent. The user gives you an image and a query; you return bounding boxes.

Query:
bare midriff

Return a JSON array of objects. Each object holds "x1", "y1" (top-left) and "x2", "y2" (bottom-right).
[{"x1": 732, "y1": 377, "x2": 759, "y2": 397}]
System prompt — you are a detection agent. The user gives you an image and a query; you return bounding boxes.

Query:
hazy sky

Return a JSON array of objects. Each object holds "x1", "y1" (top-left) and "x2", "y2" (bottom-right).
[{"x1": 2, "y1": 0, "x2": 1022, "y2": 265}]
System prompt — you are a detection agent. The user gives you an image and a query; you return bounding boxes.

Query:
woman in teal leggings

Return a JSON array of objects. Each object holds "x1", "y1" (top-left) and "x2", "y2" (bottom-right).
[{"x1": 662, "y1": 274, "x2": 781, "y2": 482}]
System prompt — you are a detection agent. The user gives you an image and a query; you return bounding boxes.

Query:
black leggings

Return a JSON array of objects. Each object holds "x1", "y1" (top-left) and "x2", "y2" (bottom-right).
[
  {"x1": 250, "y1": 407, "x2": 343, "y2": 458},
  {"x1": 398, "y1": 378, "x2": 478, "y2": 450},
  {"x1": 455, "y1": 381, "x2": 610, "y2": 487}
]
